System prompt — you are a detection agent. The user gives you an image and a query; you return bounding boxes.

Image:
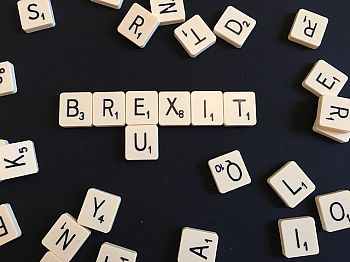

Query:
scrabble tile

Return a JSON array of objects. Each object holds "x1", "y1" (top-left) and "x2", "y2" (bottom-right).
[
  {"x1": 0, "y1": 140, "x2": 39, "y2": 181},
  {"x1": 96, "y1": 242, "x2": 137, "y2": 262},
  {"x1": 317, "y1": 95, "x2": 350, "y2": 132},
  {"x1": 150, "y1": 0, "x2": 185, "y2": 26},
  {"x1": 279, "y1": 216, "x2": 319, "y2": 258},
  {"x1": 0, "y1": 204, "x2": 21, "y2": 247},
  {"x1": 126, "y1": 91, "x2": 158, "y2": 125},
  {"x1": 214, "y1": 6, "x2": 256, "y2": 48},
  {"x1": 0, "y1": 61, "x2": 17, "y2": 97},
  {"x1": 223, "y1": 92, "x2": 257, "y2": 126},
  {"x1": 174, "y1": 15, "x2": 216, "y2": 58},
  {"x1": 93, "y1": 92, "x2": 126, "y2": 127},
  {"x1": 191, "y1": 91, "x2": 223, "y2": 126},
  {"x1": 17, "y1": 0, "x2": 56, "y2": 33},
  {"x1": 159, "y1": 91, "x2": 191, "y2": 126},
  {"x1": 117, "y1": 3, "x2": 159, "y2": 48},
  {"x1": 91, "y1": 0, "x2": 123, "y2": 9},
  {"x1": 0, "y1": 140, "x2": 9, "y2": 182},
  {"x1": 178, "y1": 227, "x2": 218, "y2": 262},
  {"x1": 77, "y1": 188, "x2": 121, "y2": 233},
  {"x1": 313, "y1": 121, "x2": 350, "y2": 143},
  {"x1": 267, "y1": 161, "x2": 316, "y2": 208},
  {"x1": 315, "y1": 190, "x2": 350, "y2": 232},
  {"x1": 0, "y1": 140, "x2": 9, "y2": 146},
  {"x1": 41, "y1": 252, "x2": 63, "y2": 262},
  {"x1": 125, "y1": 125, "x2": 158, "y2": 161},
  {"x1": 42, "y1": 213, "x2": 91, "y2": 262},
  {"x1": 288, "y1": 9, "x2": 328, "y2": 49},
  {"x1": 303, "y1": 60, "x2": 348, "y2": 97},
  {"x1": 59, "y1": 92, "x2": 93, "y2": 128},
  {"x1": 208, "y1": 150, "x2": 251, "y2": 194}
]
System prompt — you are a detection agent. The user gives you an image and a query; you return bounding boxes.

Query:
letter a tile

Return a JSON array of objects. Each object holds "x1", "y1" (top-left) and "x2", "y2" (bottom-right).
[{"x1": 178, "y1": 227, "x2": 218, "y2": 262}]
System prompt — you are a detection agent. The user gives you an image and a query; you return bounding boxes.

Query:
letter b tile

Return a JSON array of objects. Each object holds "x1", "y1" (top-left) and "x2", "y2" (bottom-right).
[{"x1": 59, "y1": 92, "x2": 93, "y2": 128}]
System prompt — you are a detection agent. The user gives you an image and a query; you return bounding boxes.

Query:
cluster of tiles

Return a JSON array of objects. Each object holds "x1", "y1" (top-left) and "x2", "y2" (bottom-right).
[
  {"x1": 207, "y1": 150, "x2": 350, "y2": 259},
  {"x1": 2, "y1": 149, "x2": 350, "y2": 260},
  {"x1": 40, "y1": 188, "x2": 126, "y2": 262},
  {"x1": 15, "y1": 0, "x2": 328, "y2": 57},
  {"x1": 302, "y1": 60, "x2": 350, "y2": 143},
  {"x1": 59, "y1": 91, "x2": 257, "y2": 160},
  {"x1": 0, "y1": 186, "x2": 218, "y2": 261},
  {"x1": 5, "y1": 0, "x2": 349, "y2": 261}
]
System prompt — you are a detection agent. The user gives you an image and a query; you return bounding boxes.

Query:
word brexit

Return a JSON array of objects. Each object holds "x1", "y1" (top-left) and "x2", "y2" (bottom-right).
[{"x1": 59, "y1": 91, "x2": 257, "y2": 160}]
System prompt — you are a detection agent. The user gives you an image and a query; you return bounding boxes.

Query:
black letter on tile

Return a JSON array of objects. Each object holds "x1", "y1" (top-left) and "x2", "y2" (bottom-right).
[
  {"x1": 225, "y1": 19, "x2": 243, "y2": 35},
  {"x1": 134, "y1": 132, "x2": 147, "y2": 151},
  {"x1": 189, "y1": 239, "x2": 212, "y2": 259},
  {"x1": 56, "y1": 222, "x2": 76, "y2": 251},
  {"x1": 67, "y1": 99, "x2": 79, "y2": 117},
  {"x1": 129, "y1": 16, "x2": 144, "y2": 39},
  {"x1": 303, "y1": 16, "x2": 317, "y2": 38},
  {"x1": 103, "y1": 99, "x2": 114, "y2": 117},
  {"x1": 159, "y1": 2, "x2": 177, "y2": 14},
  {"x1": 326, "y1": 106, "x2": 350, "y2": 120},
  {"x1": 0, "y1": 216, "x2": 9, "y2": 237}
]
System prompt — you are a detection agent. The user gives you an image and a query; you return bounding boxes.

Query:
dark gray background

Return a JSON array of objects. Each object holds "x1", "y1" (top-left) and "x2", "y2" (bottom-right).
[{"x1": 1, "y1": 0, "x2": 350, "y2": 261}]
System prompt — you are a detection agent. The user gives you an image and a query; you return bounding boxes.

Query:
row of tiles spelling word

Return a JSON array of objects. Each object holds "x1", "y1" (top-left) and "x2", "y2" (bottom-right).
[
  {"x1": 16, "y1": 0, "x2": 328, "y2": 56},
  {"x1": 59, "y1": 91, "x2": 257, "y2": 128}
]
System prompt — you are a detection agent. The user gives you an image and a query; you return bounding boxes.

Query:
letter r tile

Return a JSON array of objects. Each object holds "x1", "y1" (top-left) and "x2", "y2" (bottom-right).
[{"x1": 117, "y1": 3, "x2": 160, "y2": 48}]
